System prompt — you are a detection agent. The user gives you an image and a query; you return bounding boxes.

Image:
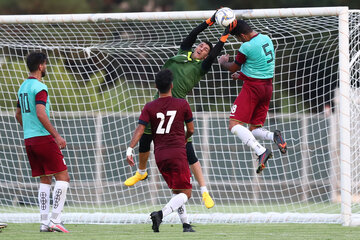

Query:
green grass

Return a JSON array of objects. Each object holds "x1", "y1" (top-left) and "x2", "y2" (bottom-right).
[{"x1": 1, "y1": 223, "x2": 360, "y2": 240}]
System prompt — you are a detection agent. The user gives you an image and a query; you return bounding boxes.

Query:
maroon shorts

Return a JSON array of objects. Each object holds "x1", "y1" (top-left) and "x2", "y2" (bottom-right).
[
  {"x1": 156, "y1": 156, "x2": 192, "y2": 190},
  {"x1": 230, "y1": 81, "x2": 273, "y2": 126},
  {"x1": 25, "y1": 135, "x2": 67, "y2": 177}
]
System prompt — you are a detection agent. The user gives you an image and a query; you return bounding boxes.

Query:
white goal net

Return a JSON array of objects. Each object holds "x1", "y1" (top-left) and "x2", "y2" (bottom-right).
[{"x1": 0, "y1": 7, "x2": 358, "y2": 225}]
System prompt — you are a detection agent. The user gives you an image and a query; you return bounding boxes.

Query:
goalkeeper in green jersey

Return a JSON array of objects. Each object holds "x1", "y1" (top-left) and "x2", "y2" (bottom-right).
[{"x1": 124, "y1": 10, "x2": 237, "y2": 211}]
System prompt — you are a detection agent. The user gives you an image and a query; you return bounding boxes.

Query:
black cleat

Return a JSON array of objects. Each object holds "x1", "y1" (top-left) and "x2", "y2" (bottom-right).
[
  {"x1": 183, "y1": 223, "x2": 196, "y2": 232},
  {"x1": 256, "y1": 149, "x2": 273, "y2": 174},
  {"x1": 273, "y1": 130, "x2": 287, "y2": 154},
  {"x1": 150, "y1": 211, "x2": 163, "y2": 232}
]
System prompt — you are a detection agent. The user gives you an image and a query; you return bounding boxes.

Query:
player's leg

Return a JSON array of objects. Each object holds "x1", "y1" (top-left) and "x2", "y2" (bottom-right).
[
  {"x1": 25, "y1": 143, "x2": 52, "y2": 232},
  {"x1": 186, "y1": 142, "x2": 214, "y2": 209},
  {"x1": 48, "y1": 170, "x2": 70, "y2": 233},
  {"x1": 39, "y1": 176, "x2": 52, "y2": 232},
  {"x1": 249, "y1": 83, "x2": 287, "y2": 155},
  {"x1": 229, "y1": 86, "x2": 271, "y2": 174},
  {"x1": 177, "y1": 202, "x2": 195, "y2": 232},
  {"x1": 150, "y1": 157, "x2": 191, "y2": 232},
  {"x1": 124, "y1": 132, "x2": 152, "y2": 186},
  {"x1": 251, "y1": 127, "x2": 287, "y2": 154},
  {"x1": 34, "y1": 138, "x2": 70, "y2": 233},
  {"x1": 151, "y1": 189, "x2": 191, "y2": 232}
]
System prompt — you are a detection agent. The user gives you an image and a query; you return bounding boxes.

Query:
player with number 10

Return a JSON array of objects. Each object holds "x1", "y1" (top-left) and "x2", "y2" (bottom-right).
[{"x1": 218, "y1": 19, "x2": 288, "y2": 174}]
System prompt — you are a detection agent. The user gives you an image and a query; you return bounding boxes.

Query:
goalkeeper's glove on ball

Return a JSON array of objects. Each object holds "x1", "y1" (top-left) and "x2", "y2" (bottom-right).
[
  {"x1": 206, "y1": 9, "x2": 218, "y2": 26},
  {"x1": 220, "y1": 19, "x2": 237, "y2": 43}
]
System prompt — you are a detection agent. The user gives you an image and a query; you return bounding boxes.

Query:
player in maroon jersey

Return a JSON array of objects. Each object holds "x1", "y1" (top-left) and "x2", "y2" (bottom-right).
[{"x1": 126, "y1": 69, "x2": 194, "y2": 232}]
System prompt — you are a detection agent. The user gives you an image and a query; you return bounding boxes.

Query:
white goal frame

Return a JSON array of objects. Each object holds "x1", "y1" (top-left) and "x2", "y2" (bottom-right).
[{"x1": 0, "y1": 6, "x2": 356, "y2": 226}]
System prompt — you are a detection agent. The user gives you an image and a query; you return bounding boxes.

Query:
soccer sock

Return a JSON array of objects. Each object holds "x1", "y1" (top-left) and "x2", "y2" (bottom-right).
[
  {"x1": 231, "y1": 124, "x2": 266, "y2": 156},
  {"x1": 252, "y1": 127, "x2": 274, "y2": 141},
  {"x1": 177, "y1": 204, "x2": 189, "y2": 224},
  {"x1": 39, "y1": 183, "x2": 51, "y2": 225},
  {"x1": 200, "y1": 186, "x2": 208, "y2": 195},
  {"x1": 138, "y1": 168, "x2": 147, "y2": 175},
  {"x1": 162, "y1": 193, "x2": 188, "y2": 218},
  {"x1": 172, "y1": 194, "x2": 189, "y2": 224},
  {"x1": 50, "y1": 180, "x2": 69, "y2": 223}
]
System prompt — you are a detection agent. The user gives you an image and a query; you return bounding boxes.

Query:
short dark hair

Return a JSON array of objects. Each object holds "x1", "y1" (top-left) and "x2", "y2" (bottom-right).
[
  {"x1": 155, "y1": 69, "x2": 173, "y2": 93},
  {"x1": 231, "y1": 19, "x2": 253, "y2": 36},
  {"x1": 203, "y1": 40, "x2": 213, "y2": 52},
  {"x1": 26, "y1": 52, "x2": 47, "y2": 72}
]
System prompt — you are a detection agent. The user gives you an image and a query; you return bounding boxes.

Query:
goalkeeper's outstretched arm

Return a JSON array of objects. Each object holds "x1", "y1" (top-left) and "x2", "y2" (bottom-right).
[
  {"x1": 180, "y1": 11, "x2": 217, "y2": 51},
  {"x1": 202, "y1": 20, "x2": 238, "y2": 73}
]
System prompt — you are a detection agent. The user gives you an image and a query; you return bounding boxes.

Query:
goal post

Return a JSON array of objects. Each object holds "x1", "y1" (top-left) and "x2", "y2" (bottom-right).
[{"x1": 0, "y1": 6, "x2": 358, "y2": 225}]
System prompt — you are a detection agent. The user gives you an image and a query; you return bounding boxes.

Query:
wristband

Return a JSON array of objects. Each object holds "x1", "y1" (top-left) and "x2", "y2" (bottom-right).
[{"x1": 126, "y1": 147, "x2": 133, "y2": 157}]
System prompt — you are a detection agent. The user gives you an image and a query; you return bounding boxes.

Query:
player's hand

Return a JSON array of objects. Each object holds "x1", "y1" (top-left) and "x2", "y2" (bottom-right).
[
  {"x1": 55, "y1": 135, "x2": 66, "y2": 149},
  {"x1": 231, "y1": 72, "x2": 241, "y2": 80},
  {"x1": 218, "y1": 54, "x2": 230, "y2": 65},
  {"x1": 126, "y1": 147, "x2": 135, "y2": 166},
  {"x1": 206, "y1": 9, "x2": 218, "y2": 26},
  {"x1": 220, "y1": 19, "x2": 237, "y2": 42}
]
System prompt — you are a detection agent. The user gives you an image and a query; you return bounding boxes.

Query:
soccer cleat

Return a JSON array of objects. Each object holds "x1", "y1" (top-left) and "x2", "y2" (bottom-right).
[
  {"x1": 202, "y1": 192, "x2": 215, "y2": 209},
  {"x1": 49, "y1": 220, "x2": 69, "y2": 233},
  {"x1": 273, "y1": 130, "x2": 287, "y2": 154},
  {"x1": 124, "y1": 171, "x2": 148, "y2": 186},
  {"x1": 150, "y1": 211, "x2": 162, "y2": 232},
  {"x1": 256, "y1": 149, "x2": 273, "y2": 174},
  {"x1": 40, "y1": 223, "x2": 52, "y2": 232},
  {"x1": 0, "y1": 223, "x2": 7, "y2": 229},
  {"x1": 183, "y1": 223, "x2": 196, "y2": 232}
]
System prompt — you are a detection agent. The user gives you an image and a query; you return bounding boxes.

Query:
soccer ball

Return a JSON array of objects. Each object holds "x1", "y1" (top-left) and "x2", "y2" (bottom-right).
[{"x1": 215, "y1": 7, "x2": 236, "y2": 28}]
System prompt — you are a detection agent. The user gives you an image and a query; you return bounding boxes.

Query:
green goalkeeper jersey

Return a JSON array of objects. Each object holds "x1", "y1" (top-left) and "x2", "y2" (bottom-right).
[
  {"x1": 157, "y1": 49, "x2": 207, "y2": 99},
  {"x1": 146, "y1": 49, "x2": 207, "y2": 136}
]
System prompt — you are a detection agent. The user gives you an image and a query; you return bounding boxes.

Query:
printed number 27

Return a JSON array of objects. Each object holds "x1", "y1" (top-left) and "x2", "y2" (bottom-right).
[
  {"x1": 262, "y1": 43, "x2": 274, "y2": 64},
  {"x1": 156, "y1": 110, "x2": 177, "y2": 134}
]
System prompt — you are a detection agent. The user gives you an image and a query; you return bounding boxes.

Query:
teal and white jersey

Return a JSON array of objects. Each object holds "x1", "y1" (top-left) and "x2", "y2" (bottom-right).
[
  {"x1": 17, "y1": 78, "x2": 50, "y2": 139},
  {"x1": 239, "y1": 33, "x2": 275, "y2": 79}
]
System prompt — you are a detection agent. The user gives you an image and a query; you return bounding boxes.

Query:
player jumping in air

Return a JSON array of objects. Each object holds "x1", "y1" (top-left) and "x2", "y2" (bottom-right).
[
  {"x1": 126, "y1": 69, "x2": 195, "y2": 232},
  {"x1": 218, "y1": 20, "x2": 287, "y2": 174},
  {"x1": 124, "y1": 10, "x2": 237, "y2": 209},
  {"x1": 16, "y1": 52, "x2": 70, "y2": 233}
]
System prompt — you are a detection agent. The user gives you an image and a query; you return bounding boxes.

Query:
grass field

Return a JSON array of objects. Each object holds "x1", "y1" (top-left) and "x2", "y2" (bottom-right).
[{"x1": 1, "y1": 223, "x2": 360, "y2": 240}]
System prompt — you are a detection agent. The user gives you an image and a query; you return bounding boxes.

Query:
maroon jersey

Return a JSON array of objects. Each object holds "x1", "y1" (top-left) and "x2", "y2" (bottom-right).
[{"x1": 139, "y1": 96, "x2": 193, "y2": 161}]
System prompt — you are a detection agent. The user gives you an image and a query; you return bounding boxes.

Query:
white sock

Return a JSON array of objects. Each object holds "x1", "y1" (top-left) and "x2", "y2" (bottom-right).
[
  {"x1": 200, "y1": 186, "x2": 208, "y2": 195},
  {"x1": 50, "y1": 181, "x2": 69, "y2": 223},
  {"x1": 252, "y1": 128, "x2": 274, "y2": 141},
  {"x1": 177, "y1": 204, "x2": 189, "y2": 224},
  {"x1": 231, "y1": 124, "x2": 266, "y2": 156},
  {"x1": 162, "y1": 193, "x2": 188, "y2": 218},
  {"x1": 39, "y1": 183, "x2": 51, "y2": 225},
  {"x1": 138, "y1": 168, "x2": 147, "y2": 175},
  {"x1": 172, "y1": 194, "x2": 189, "y2": 224}
]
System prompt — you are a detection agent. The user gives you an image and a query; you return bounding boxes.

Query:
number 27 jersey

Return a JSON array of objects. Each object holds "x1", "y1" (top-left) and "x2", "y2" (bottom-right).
[{"x1": 138, "y1": 96, "x2": 193, "y2": 160}]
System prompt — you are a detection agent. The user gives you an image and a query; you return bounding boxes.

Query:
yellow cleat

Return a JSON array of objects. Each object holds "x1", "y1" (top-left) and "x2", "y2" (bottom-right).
[
  {"x1": 124, "y1": 171, "x2": 148, "y2": 186},
  {"x1": 202, "y1": 192, "x2": 215, "y2": 209}
]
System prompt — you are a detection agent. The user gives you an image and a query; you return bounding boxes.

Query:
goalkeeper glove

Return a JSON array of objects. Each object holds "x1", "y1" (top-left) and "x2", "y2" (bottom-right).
[
  {"x1": 206, "y1": 9, "x2": 218, "y2": 26},
  {"x1": 220, "y1": 19, "x2": 238, "y2": 43}
]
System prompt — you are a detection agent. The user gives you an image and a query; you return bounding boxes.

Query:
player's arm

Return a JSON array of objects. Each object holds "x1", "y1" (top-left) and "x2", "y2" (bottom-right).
[
  {"x1": 180, "y1": 10, "x2": 217, "y2": 51},
  {"x1": 126, "y1": 124, "x2": 146, "y2": 166},
  {"x1": 185, "y1": 121, "x2": 194, "y2": 140},
  {"x1": 15, "y1": 101, "x2": 22, "y2": 127},
  {"x1": 37, "y1": 104, "x2": 66, "y2": 149},
  {"x1": 35, "y1": 91, "x2": 66, "y2": 149},
  {"x1": 202, "y1": 20, "x2": 238, "y2": 73}
]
